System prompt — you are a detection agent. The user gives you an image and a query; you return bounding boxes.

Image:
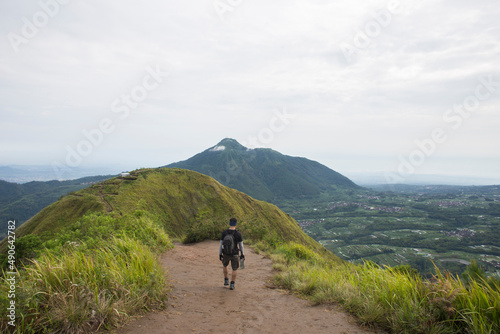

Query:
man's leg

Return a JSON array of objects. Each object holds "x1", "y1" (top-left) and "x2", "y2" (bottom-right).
[
  {"x1": 231, "y1": 270, "x2": 237, "y2": 282},
  {"x1": 230, "y1": 256, "x2": 239, "y2": 290},
  {"x1": 222, "y1": 255, "x2": 231, "y2": 285},
  {"x1": 231, "y1": 255, "x2": 239, "y2": 281}
]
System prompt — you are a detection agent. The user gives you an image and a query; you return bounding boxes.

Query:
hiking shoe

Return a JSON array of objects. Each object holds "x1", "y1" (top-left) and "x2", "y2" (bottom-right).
[
  {"x1": 224, "y1": 278, "x2": 229, "y2": 286},
  {"x1": 230, "y1": 282, "x2": 235, "y2": 290}
]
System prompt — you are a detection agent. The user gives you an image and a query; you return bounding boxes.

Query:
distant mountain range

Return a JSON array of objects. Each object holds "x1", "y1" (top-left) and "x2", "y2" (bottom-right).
[
  {"x1": 166, "y1": 138, "x2": 360, "y2": 202},
  {"x1": 0, "y1": 165, "x2": 123, "y2": 183},
  {"x1": 349, "y1": 172, "x2": 500, "y2": 186}
]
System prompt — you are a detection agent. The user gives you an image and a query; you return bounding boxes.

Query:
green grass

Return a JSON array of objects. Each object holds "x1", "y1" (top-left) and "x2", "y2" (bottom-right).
[
  {"x1": 268, "y1": 242, "x2": 500, "y2": 333},
  {"x1": 0, "y1": 211, "x2": 172, "y2": 333}
]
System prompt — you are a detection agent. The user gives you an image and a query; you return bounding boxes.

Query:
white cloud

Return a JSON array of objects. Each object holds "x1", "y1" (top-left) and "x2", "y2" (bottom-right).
[
  {"x1": 1, "y1": 0, "x2": 499, "y2": 182},
  {"x1": 209, "y1": 145, "x2": 226, "y2": 152}
]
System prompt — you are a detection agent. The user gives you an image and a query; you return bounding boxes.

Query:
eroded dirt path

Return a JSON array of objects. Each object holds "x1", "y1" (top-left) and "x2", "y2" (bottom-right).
[{"x1": 114, "y1": 240, "x2": 376, "y2": 334}]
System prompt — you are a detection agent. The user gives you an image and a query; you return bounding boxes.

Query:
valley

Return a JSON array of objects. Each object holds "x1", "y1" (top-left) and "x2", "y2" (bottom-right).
[{"x1": 276, "y1": 185, "x2": 500, "y2": 277}]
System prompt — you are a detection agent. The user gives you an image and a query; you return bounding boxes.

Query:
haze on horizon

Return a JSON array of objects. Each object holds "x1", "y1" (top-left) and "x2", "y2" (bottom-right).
[{"x1": 1, "y1": 0, "x2": 500, "y2": 185}]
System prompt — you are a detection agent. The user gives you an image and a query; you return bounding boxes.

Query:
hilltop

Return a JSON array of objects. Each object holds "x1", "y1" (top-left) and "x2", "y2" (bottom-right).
[{"x1": 166, "y1": 138, "x2": 360, "y2": 202}]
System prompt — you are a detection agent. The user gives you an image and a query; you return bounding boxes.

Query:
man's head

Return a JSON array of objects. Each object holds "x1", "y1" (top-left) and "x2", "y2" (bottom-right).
[{"x1": 229, "y1": 218, "x2": 237, "y2": 227}]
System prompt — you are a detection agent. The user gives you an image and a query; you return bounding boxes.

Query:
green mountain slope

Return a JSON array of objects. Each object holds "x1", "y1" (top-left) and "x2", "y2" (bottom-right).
[
  {"x1": 3, "y1": 168, "x2": 334, "y2": 260},
  {"x1": 166, "y1": 138, "x2": 360, "y2": 202},
  {"x1": 0, "y1": 175, "x2": 112, "y2": 239}
]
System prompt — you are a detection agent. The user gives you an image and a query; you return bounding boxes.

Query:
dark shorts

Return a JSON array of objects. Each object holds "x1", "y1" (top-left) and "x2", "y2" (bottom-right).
[{"x1": 222, "y1": 254, "x2": 239, "y2": 271}]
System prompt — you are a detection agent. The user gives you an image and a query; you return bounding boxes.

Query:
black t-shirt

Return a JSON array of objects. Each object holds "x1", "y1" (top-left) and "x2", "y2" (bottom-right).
[{"x1": 221, "y1": 229, "x2": 243, "y2": 255}]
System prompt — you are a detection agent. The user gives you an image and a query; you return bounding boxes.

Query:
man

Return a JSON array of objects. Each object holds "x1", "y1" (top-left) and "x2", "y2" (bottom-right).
[{"x1": 219, "y1": 217, "x2": 245, "y2": 290}]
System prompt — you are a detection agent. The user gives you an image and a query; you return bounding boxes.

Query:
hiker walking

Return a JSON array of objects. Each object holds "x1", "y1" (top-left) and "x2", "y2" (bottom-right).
[{"x1": 219, "y1": 218, "x2": 245, "y2": 290}]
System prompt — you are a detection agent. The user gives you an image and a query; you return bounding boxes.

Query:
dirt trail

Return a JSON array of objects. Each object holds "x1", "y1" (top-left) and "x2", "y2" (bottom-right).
[
  {"x1": 98, "y1": 184, "x2": 113, "y2": 212},
  {"x1": 114, "y1": 240, "x2": 377, "y2": 334}
]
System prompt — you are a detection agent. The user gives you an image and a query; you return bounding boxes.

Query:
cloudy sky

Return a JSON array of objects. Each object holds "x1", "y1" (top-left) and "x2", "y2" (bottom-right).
[{"x1": 1, "y1": 0, "x2": 500, "y2": 184}]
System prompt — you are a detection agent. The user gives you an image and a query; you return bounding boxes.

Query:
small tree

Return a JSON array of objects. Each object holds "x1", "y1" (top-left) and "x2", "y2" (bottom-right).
[{"x1": 462, "y1": 260, "x2": 486, "y2": 286}]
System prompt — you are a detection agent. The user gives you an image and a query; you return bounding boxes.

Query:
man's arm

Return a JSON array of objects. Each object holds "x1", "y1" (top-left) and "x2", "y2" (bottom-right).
[
  {"x1": 219, "y1": 230, "x2": 227, "y2": 256},
  {"x1": 238, "y1": 241, "x2": 244, "y2": 258},
  {"x1": 219, "y1": 230, "x2": 226, "y2": 261},
  {"x1": 219, "y1": 240, "x2": 224, "y2": 261}
]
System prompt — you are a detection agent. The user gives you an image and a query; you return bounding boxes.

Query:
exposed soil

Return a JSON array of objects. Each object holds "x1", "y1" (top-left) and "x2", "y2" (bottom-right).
[{"x1": 113, "y1": 240, "x2": 378, "y2": 334}]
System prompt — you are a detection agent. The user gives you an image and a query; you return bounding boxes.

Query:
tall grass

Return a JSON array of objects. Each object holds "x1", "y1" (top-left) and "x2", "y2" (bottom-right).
[
  {"x1": 453, "y1": 276, "x2": 500, "y2": 333},
  {"x1": 272, "y1": 243, "x2": 500, "y2": 334},
  {"x1": 0, "y1": 212, "x2": 172, "y2": 333}
]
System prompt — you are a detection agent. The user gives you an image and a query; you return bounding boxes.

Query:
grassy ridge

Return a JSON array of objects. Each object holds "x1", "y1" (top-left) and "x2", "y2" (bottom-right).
[
  {"x1": 11, "y1": 194, "x2": 105, "y2": 239},
  {"x1": 102, "y1": 168, "x2": 326, "y2": 245},
  {"x1": 2, "y1": 168, "x2": 331, "y2": 257}
]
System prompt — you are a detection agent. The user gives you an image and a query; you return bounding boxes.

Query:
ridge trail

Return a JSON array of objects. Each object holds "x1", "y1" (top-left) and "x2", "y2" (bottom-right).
[
  {"x1": 113, "y1": 240, "x2": 377, "y2": 334},
  {"x1": 98, "y1": 183, "x2": 113, "y2": 212}
]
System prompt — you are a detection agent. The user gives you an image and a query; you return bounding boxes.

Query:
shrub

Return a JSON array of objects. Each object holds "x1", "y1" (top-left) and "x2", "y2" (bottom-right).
[{"x1": 183, "y1": 220, "x2": 227, "y2": 243}]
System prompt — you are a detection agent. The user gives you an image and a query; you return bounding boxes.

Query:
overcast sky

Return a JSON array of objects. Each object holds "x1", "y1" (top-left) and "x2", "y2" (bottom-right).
[{"x1": 1, "y1": 0, "x2": 499, "y2": 184}]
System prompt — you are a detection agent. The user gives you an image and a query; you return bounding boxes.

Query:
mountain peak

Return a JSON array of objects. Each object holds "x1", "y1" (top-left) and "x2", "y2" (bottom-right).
[
  {"x1": 210, "y1": 138, "x2": 247, "y2": 152},
  {"x1": 167, "y1": 138, "x2": 359, "y2": 201}
]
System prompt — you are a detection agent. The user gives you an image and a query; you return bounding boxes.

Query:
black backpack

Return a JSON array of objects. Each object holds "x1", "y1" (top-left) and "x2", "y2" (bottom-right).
[{"x1": 222, "y1": 231, "x2": 236, "y2": 255}]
